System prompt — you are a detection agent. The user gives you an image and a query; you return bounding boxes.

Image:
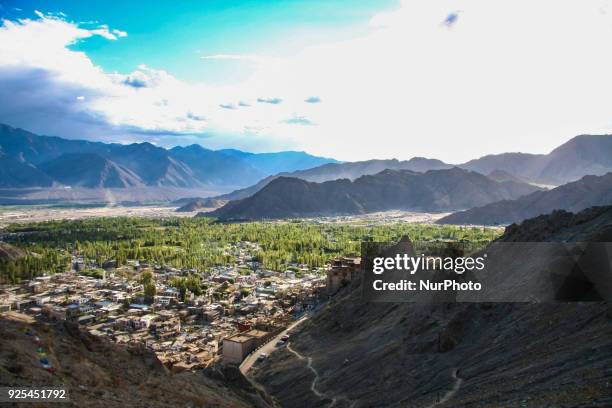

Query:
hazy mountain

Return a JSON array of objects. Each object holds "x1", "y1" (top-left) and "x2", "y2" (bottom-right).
[
  {"x1": 254, "y1": 206, "x2": 612, "y2": 407},
  {"x1": 170, "y1": 145, "x2": 264, "y2": 186},
  {"x1": 486, "y1": 169, "x2": 528, "y2": 184},
  {"x1": 39, "y1": 153, "x2": 144, "y2": 188},
  {"x1": 537, "y1": 135, "x2": 612, "y2": 184},
  {"x1": 438, "y1": 172, "x2": 612, "y2": 225},
  {"x1": 0, "y1": 123, "x2": 337, "y2": 191},
  {"x1": 0, "y1": 153, "x2": 54, "y2": 188},
  {"x1": 0, "y1": 123, "x2": 111, "y2": 165},
  {"x1": 108, "y1": 142, "x2": 201, "y2": 187},
  {"x1": 460, "y1": 134, "x2": 612, "y2": 185},
  {"x1": 210, "y1": 168, "x2": 541, "y2": 220},
  {"x1": 217, "y1": 157, "x2": 453, "y2": 201},
  {"x1": 218, "y1": 149, "x2": 338, "y2": 175}
]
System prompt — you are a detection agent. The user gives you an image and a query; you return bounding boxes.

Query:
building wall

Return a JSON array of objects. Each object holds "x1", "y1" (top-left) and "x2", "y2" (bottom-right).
[
  {"x1": 326, "y1": 257, "x2": 361, "y2": 294},
  {"x1": 223, "y1": 337, "x2": 255, "y2": 364}
]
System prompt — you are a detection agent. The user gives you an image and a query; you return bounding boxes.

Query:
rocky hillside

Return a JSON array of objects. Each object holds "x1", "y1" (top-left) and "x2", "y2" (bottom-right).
[
  {"x1": 0, "y1": 313, "x2": 275, "y2": 408},
  {"x1": 438, "y1": 172, "x2": 612, "y2": 225},
  {"x1": 0, "y1": 242, "x2": 26, "y2": 261},
  {"x1": 210, "y1": 168, "x2": 541, "y2": 220},
  {"x1": 252, "y1": 207, "x2": 612, "y2": 407}
]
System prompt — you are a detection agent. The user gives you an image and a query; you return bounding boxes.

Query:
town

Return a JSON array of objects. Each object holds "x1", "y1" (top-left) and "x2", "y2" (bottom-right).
[{"x1": 0, "y1": 240, "x2": 362, "y2": 373}]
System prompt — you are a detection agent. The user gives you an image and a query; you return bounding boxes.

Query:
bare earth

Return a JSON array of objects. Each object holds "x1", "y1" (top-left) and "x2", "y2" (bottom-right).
[
  {"x1": 307, "y1": 210, "x2": 451, "y2": 225},
  {"x1": 0, "y1": 205, "x2": 198, "y2": 227}
]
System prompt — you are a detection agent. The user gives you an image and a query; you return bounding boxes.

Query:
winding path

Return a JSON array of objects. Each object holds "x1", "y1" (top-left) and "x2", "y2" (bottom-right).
[
  {"x1": 425, "y1": 368, "x2": 463, "y2": 408},
  {"x1": 286, "y1": 343, "x2": 355, "y2": 408}
]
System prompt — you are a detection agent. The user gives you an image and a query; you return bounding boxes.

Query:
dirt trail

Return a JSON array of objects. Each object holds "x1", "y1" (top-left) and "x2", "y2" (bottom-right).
[
  {"x1": 286, "y1": 343, "x2": 355, "y2": 408},
  {"x1": 425, "y1": 368, "x2": 463, "y2": 408}
]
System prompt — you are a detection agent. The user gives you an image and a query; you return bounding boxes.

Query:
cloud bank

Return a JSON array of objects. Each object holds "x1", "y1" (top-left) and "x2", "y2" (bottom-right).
[{"x1": 2, "y1": 1, "x2": 612, "y2": 161}]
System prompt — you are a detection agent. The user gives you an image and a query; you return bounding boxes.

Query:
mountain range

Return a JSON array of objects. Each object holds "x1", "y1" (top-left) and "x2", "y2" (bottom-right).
[
  {"x1": 216, "y1": 157, "x2": 453, "y2": 201},
  {"x1": 438, "y1": 172, "x2": 612, "y2": 225},
  {"x1": 212, "y1": 134, "x2": 612, "y2": 203},
  {"x1": 209, "y1": 168, "x2": 542, "y2": 220},
  {"x1": 2, "y1": 123, "x2": 612, "y2": 211},
  {"x1": 0, "y1": 123, "x2": 337, "y2": 190}
]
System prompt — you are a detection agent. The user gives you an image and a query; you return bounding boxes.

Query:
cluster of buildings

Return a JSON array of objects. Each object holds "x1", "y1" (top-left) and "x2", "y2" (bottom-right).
[{"x1": 0, "y1": 244, "x2": 354, "y2": 372}]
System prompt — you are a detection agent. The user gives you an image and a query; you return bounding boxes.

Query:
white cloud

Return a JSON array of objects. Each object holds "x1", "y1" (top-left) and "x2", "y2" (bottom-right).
[
  {"x1": 251, "y1": 0, "x2": 612, "y2": 162},
  {"x1": 112, "y1": 28, "x2": 128, "y2": 38},
  {"x1": 2, "y1": 2, "x2": 612, "y2": 162}
]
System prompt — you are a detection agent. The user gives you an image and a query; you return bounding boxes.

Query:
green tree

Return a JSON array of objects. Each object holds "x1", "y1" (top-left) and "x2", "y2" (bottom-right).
[{"x1": 143, "y1": 282, "x2": 156, "y2": 303}]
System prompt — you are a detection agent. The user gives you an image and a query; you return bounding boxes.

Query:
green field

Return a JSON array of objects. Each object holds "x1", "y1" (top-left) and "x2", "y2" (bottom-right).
[{"x1": 0, "y1": 217, "x2": 502, "y2": 284}]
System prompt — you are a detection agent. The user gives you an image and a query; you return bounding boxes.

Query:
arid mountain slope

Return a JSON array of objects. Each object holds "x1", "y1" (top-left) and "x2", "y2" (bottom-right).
[
  {"x1": 210, "y1": 168, "x2": 541, "y2": 220},
  {"x1": 438, "y1": 172, "x2": 612, "y2": 225},
  {"x1": 40, "y1": 153, "x2": 144, "y2": 188},
  {"x1": 252, "y1": 207, "x2": 612, "y2": 408},
  {"x1": 0, "y1": 314, "x2": 274, "y2": 408}
]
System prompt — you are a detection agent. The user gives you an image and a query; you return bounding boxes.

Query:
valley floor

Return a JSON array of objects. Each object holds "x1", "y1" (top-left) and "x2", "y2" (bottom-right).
[{"x1": 0, "y1": 205, "x2": 196, "y2": 227}]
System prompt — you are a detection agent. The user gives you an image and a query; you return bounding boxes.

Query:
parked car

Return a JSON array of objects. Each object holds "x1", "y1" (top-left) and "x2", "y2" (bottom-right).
[
  {"x1": 281, "y1": 334, "x2": 290, "y2": 341},
  {"x1": 258, "y1": 353, "x2": 268, "y2": 361},
  {"x1": 276, "y1": 340, "x2": 286, "y2": 347}
]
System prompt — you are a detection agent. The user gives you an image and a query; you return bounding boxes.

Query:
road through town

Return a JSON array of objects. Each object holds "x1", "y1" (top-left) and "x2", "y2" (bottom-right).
[{"x1": 240, "y1": 315, "x2": 309, "y2": 374}]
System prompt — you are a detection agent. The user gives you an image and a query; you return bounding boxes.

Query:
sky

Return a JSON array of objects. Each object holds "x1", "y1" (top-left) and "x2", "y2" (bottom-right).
[{"x1": 1, "y1": 0, "x2": 612, "y2": 163}]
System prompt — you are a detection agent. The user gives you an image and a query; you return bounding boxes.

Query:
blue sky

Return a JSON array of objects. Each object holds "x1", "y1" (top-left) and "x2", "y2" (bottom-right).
[
  {"x1": 1, "y1": 1, "x2": 612, "y2": 162},
  {"x1": 0, "y1": 0, "x2": 397, "y2": 83}
]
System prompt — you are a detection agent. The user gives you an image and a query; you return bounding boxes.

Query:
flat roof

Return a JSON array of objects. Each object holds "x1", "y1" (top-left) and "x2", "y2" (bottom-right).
[
  {"x1": 245, "y1": 329, "x2": 269, "y2": 338},
  {"x1": 226, "y1": 334, "x2": 253, "y2": 343}
]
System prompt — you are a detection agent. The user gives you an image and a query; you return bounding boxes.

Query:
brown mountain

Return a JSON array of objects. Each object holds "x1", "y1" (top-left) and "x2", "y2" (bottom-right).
[
  {"x1": 438, "y1": 172, "x2": 612, "y2": 225},
  {"x1": 210, "y1": 168, "x2": 541, "y2": 220}
]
